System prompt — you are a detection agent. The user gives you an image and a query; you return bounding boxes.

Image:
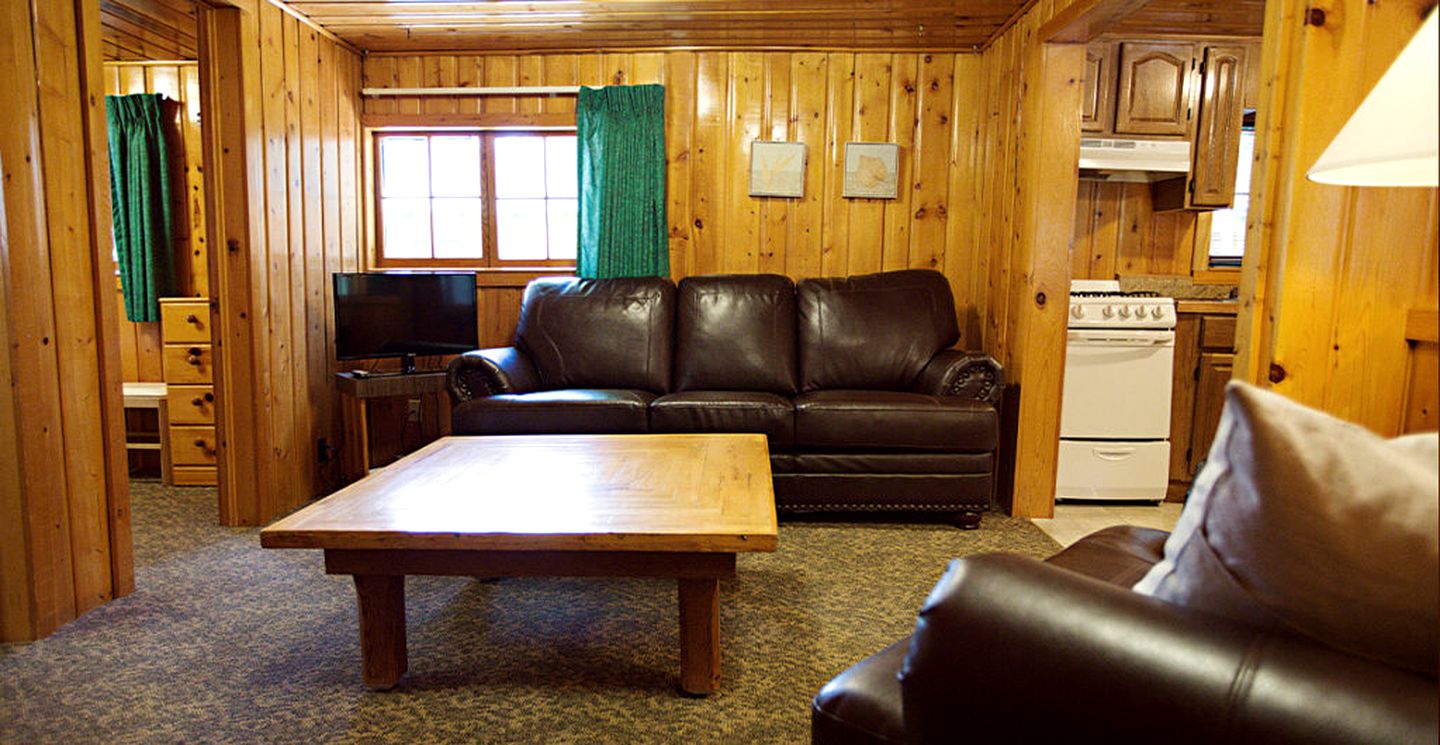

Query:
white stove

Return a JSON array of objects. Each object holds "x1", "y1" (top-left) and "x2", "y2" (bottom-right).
[
  {"x1": 1057, "y1": 280, "x2": 1177, "y2": 502},
  {"x1": 1068, "y1": 279, "x2": 1175, "y2": 330}
]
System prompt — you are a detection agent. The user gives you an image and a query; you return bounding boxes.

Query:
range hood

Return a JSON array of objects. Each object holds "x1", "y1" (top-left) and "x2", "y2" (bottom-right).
[{"x1": 1078, "y1": 138, "x2": 1191, "y2": 182}]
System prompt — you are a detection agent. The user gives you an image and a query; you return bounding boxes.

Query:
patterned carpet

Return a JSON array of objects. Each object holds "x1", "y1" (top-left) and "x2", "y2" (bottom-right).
[{"x1": 1, "y1": 480, "x2": 1059, "y2": 744}]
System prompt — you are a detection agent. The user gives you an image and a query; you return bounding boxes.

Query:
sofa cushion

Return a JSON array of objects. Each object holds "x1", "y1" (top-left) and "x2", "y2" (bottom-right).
[
  {"x1": 793, "y1": 391, "x2": 996, "y2": 452},
  {"x1": 649, "y1": 391, "x2": 794, "y2": 445},
  {"x1": 514, "y1": 276, "x2": 674, "y2": 394},
  {"x1": 674, "y1": 274, "x2": 797, "y2": 394},
  {"x1": 1133, "y1": 382, "x2": 1440, "y2": 676},
  {"x1": 797, "y1": 270, "x2": 959, "y2": 392},
  {"x1": 451, "y1": 389, "x2": 654, "y2": 435}
]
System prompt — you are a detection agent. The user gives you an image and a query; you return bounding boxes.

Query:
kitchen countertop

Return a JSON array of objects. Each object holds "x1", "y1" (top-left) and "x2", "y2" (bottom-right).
[{"x1": 1176, "y1": 299, "x2": 1239, "y2": 315}]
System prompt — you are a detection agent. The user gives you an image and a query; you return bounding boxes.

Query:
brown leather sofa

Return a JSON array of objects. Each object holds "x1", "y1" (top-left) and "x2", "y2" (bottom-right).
[
  {"x1": 810, "y1": 525, "x2": 1439, "y2": 744},
  {"x1": 446, "y1": 269, "x2": 1004, "y2": 526}
]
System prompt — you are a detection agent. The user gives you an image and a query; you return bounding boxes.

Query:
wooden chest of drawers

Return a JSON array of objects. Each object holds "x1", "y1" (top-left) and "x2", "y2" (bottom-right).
[{"x1": 159, "y1": 297, "x2": 216, "y2": 486}]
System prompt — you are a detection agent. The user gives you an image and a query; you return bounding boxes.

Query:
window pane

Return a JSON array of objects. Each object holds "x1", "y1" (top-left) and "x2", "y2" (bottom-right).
[
  {"x1": 1207, "y1": 128, "x2": 1256, "y2": 265},
  {"x1": 494, "y1": 199, "x2": 548, "y2": 260},
  {"x1": 547, "y1": 199, "x2": 577, "y2": 259},
  {"x1": 432, "y1": 198, "x2": 485, "y2": 259},
  {"x1": 493, "y1": 136, "x2": 546, "y2": 198},
  {"x1": 545, "y1": 136, "x2": 578, "y2": 198},
  {"x1": 381, "y1": 197, "x2": 431, "y2": 258},
  {"x1": 380, "y1": 137, "x2": 429, "y2": 198},
  {"x1": 430, "y1": 136, "x2": 482, "y2": 197}
]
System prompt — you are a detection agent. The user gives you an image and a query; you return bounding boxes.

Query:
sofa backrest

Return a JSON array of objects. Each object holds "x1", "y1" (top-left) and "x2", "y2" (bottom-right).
[
  {"x1": 514, "y1": 276, "x2": 674, "y2": 393},
  {"x1": 674, "y1": 274, "x2": 798, "y2": 394},
  {"x1": 797, "y1": 269, "x2": 959, "y2": 392}
]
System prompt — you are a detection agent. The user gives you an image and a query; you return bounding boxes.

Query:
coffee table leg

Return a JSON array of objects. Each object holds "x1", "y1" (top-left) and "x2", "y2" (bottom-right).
[
  {"x1": 678, "y1": 577, "x2": 721, "y2": 695},
  {"x1": 353, "y1": 574, "x2": 407, "y2": 690}
]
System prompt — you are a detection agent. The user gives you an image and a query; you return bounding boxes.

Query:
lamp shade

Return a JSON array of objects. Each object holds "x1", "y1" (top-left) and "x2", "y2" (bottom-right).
[{"x1": 1307, "y1": 8, "x2": 1438, "y2": 187}]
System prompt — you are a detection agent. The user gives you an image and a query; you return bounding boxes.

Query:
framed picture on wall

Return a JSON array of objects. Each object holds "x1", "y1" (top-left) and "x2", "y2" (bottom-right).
[
  {"x1": 749, "y1": 141, "x2": 807, "y2": 198},
  {"x1": 843, "y1": 142, "x2": 899, "y2": 198}
]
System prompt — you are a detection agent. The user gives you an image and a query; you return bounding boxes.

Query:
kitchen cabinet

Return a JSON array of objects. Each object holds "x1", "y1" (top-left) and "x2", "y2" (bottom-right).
[
  {"x1": 1114, "y1": 42, "x2": 1196, "y2": 137},
  {"x1": 1167, "y1": 302, "x2": 1237, "y2": 501},
  {"x1": 1082, "y1": 38, "x2": 1255, "y2": 211},
  {"x1": 1081, "y1": 43, "x2": 1116, "y2": 133}
]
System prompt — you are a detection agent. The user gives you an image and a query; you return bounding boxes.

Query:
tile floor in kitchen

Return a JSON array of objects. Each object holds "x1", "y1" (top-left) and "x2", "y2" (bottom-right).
[{"x1": 1030, "y1": 502, "x2": 1185, "y2": 548}]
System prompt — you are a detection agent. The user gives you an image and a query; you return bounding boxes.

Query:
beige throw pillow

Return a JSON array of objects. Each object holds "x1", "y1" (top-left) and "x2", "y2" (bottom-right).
[{"x1": 1133, "y1": 381, "x2": 1439, "y2": 675}]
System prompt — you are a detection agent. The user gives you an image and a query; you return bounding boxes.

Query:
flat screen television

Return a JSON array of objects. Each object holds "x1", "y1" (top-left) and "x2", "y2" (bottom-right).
[{"x1": 333, "y1": 272, "x2": 478, "y2": 373}]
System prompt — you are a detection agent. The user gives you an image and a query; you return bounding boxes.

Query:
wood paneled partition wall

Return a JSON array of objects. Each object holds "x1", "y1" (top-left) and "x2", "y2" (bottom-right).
[
  {"x1": 198, "y1": 0, "x2": 365, "y2": 525},
  {"x1": 0, "y1": 0, "x2": 133, "y2": 641},
  {"x1": 1236, "y1": 0, "x2": 1439, "y2": 436}
]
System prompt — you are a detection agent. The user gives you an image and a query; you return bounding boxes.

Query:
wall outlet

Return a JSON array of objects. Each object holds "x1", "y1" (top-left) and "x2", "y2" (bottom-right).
[{"x1": 407, "y1": 398, "x2": 422, "y2": 422}]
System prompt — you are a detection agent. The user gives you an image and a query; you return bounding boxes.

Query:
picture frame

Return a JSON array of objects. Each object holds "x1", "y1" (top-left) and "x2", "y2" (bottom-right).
[
  {"x1": 749, "y1": 141, "x2": 807, "y2": 198},
  {"x1": 843, "y1": 142, "x2": 900, "y2": 199}
]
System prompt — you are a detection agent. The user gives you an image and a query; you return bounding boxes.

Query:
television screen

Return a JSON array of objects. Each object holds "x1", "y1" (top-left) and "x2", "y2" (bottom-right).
[{"x1": 333, "y1": 272, "x2": 478, "y2": 363}]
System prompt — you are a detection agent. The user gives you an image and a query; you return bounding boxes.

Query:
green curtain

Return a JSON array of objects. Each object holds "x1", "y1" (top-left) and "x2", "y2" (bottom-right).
[
  {"x1": 576, "y1": 84, "x2": 668, "y2": 279},
  {"x1": 106, "y1": 93, "x2": 176, "y2": 323}
]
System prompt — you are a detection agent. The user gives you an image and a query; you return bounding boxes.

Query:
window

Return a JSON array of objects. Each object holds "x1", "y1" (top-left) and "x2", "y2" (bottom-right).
[
  {"x1": 374, "y1": 131, "x2": 577, "y2": 268},
  {"x1": 1206, "y1": 116, "x2": 1256, "y2": 268}
]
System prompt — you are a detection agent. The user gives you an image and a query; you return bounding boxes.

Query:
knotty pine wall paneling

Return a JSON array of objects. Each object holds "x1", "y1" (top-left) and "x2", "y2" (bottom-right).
[
  {"x1": 972, "y1": 0, "x2": 1086, "y2": 518},
  {"x1": 1, "y1": 0, "x2": 133, "y2": 641},
  {"x1": 363, "y1": 50, "x2": 994, "y2": 349},
  {"x1": 1236, "y1": 0, "x2": 1439, "y2": 436},
  {"x1": 104, "y1": 61, "x2": 209, "y2": 383},
  {"x1": 199, "y1": 0, "x2": 364, "y2": 525},
  {"x1": 1071, "y1": 180, "x2": 1202, "y2": 280}
]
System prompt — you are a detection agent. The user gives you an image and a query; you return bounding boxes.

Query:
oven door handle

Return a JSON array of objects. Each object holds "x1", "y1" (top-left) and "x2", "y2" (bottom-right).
[
  {"x1": 1068, "y1": 331, "x2": 1175, "y2": 345},
  {"x1": 1092, "y1": 447, "x2": 1137, "y2": 460}
]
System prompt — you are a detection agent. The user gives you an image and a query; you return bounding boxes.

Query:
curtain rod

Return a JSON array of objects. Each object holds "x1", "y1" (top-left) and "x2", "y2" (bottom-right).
[{"x1": 362, "y1": 86, "x2": 582, "y2": 97}]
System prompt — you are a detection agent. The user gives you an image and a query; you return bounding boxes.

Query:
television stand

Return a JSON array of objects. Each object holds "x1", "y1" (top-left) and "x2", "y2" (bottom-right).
[{"x1": 335, "y1": 370, "x2": 451, "y2": 482}]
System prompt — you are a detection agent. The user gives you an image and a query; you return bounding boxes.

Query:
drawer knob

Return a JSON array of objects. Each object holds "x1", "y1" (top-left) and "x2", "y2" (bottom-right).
[
  {"x1": 185, "y1": 314, "x2": 199, "y2": 324},
  {"x1": 187, "y1": 347, "x2": 202, "y2": 365},
  {"x1": 190, "y1": 392, "x2": 215, "y2": 406},
  {"x1": 193, "y1": 438, "x2": 206, "y2": 447}
]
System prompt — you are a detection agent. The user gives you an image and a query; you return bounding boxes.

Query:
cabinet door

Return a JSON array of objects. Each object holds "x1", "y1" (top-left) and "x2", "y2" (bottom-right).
[
  {"x1": 1191, "y1": 352, "x2": 1235, "y2": 471},
  {"x1": 1081, "y1": 43, "x2": 1116, "y2": 133},
  {"x1": 1190, "y1": 46, "x2": 1248, "y2": 208},
  {"x1": 1115, "y1": 42, "x2": 1196, "y2": 137}
]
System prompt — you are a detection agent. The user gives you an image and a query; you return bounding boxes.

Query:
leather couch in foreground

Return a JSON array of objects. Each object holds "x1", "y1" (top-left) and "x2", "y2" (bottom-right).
[
  {"x1": 446, "y1": 269, "x2": 1004, "y2": 527},
  {"x1": 811, "y1": 525, "x2": 1439, "y2": 744}
]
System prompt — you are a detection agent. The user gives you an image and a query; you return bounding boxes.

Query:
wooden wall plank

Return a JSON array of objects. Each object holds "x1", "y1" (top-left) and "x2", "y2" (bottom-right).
[
  {"x1": 722, "y1": 53, "x2": 764, "y2": 274},
  {"x1": 786, "y1": 52, "x2": 827, "y2": 280},
  {"x1": 818, "y1": 52, "x2": 854, "y2": 278},
  {"x1": 2, "y1": 0, "x2": 134, "y2": 641},
  {"x1": 846, "y1": 53, "x2": 891, "y2": 275},
  {"x1": 1236, "y1": 0, "x2": 1439, "y2": 437}
]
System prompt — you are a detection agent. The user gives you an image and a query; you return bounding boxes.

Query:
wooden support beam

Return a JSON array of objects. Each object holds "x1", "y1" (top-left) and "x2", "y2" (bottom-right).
[{"x1": 1039, "y1": 0, "x2": 1157, "y2": 44}]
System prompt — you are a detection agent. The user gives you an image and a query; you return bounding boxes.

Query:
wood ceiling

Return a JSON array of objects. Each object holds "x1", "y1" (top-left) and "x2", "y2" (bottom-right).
[
  {"x1": 101, "y1": 0, "x2": 199, "y2": 60},
  {"x1": 95, "y1": 0, "x2": 1267, "y2": 62},
  {"x1": 1108, "y1": 0, "x2": 1267, "y2": 38},
  {"x1": 279, "y1": 0, "x2": 1036, "y2": 52}
]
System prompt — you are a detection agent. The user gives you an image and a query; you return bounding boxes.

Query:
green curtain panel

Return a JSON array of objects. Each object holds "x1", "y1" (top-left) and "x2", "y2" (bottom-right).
[
  {"x1": 576, "y1": 84, "x2": 668, "y2": 279},
  {"x1": 107, "y1": 93, "x2": 176, "y2": 323}
]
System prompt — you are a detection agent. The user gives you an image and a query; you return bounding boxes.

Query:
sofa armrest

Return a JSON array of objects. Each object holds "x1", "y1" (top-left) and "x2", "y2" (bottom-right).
[
  {"x1": 445, "y1": 347, "x2": 542, "y2": 403},
  {"x1": 912, "y1": 350, "x2": 1003, "y2": 405},
  {"x1": 899, "y1": 554, "x2": 1438, "y2": 745}
]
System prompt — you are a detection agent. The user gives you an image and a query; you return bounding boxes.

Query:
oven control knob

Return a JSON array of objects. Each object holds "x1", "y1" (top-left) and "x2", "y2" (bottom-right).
[
  {"x1": 1134, "y1": 305, "x2": 1147, "y2": 318},
  {"x1": 1150, "y1": 306, "x2": 1164, "y2": 319},
  {"x1": 1118, "y1": 306, "x2": 1131, "y2": 319},
  {"x1": 1070, "y1": 304, "x2": 1084, "y2": 319},
  {"x1": 1102, "y1": 305, "x2": 1115, "y2": 319}
]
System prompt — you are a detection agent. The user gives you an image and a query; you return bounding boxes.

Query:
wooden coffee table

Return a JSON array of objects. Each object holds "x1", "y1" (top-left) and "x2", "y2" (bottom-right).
[{"x1": 260, "y1": 433, "x2": 777, "y2": 694}]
